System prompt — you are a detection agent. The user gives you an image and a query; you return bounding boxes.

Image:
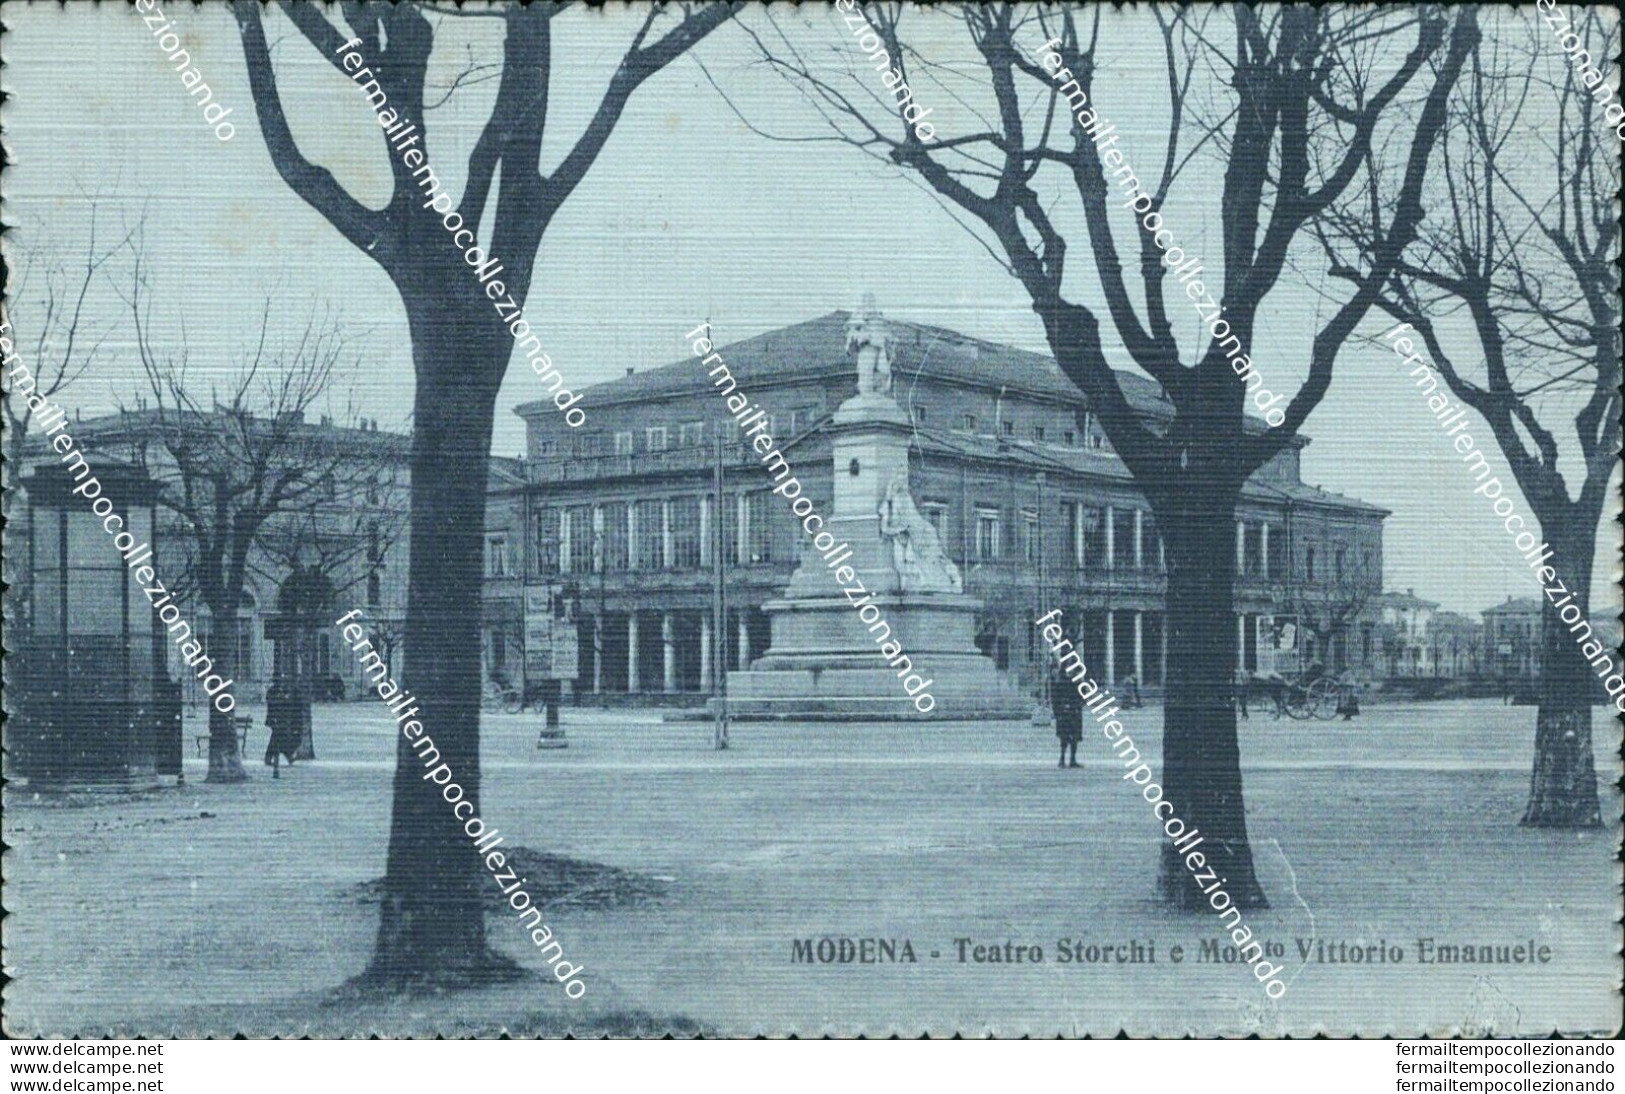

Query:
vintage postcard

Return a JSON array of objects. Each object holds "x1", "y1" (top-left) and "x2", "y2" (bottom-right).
[{"x1": 2, "y1": 1, "x2": 1620, "y2": 1046}]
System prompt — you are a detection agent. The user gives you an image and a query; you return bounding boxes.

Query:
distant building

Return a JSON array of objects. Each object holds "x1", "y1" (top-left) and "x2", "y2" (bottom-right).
[
  {"x1": 1372, "y1": 589, "x2": 1441, "y2": 678},
  {"x1": 1482, "y1": 596, "x2": 1542, "y2": 680},
  {"x1": 487, "y1": 310, "x2": 1389, "y2": 701},
  {"x1": 18, "y1": 409, "x2": 411, "y2": 704}
]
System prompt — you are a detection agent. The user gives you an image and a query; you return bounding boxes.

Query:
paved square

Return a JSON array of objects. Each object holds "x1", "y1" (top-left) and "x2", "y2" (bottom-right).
[{"x1": 3, "y1": 699, "x2": 1617, "y2": 1036}]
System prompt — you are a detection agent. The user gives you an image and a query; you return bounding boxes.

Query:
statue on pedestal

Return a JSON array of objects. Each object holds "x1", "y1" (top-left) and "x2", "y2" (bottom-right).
[
  {"x1": 845, "y1": 294, "x2": 894, "y2": 398},
  {"x1": 879, "y1": 470, "x2": 963, "y2": 594}
]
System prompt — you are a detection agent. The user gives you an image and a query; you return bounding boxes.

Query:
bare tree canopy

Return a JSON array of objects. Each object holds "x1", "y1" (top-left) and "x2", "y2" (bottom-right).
[
  {"x1": 119, "y1": 244, "x2": 370, "y2": 783},
  {"x1": 738, "y1": 2, "x2": 1477, "y2": 907},
  {"x1": 1331, "y1": 9, "x2": 1621, "y2": 829}
]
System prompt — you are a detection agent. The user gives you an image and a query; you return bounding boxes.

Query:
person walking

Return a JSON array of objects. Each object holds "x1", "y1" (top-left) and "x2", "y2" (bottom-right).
[
  {"x1": 1052, "y1": 666, "x2": 1083, "y2": 768},
  {"x1": 1121, "y1": 672, "x2": 1144, "y2": 709},
  {"x1": 1234, "y1": 666, "x2": 1251, "y2": 720},
  {"x1": 263, "y1": 681, "x2": 301, "y2": 767}
]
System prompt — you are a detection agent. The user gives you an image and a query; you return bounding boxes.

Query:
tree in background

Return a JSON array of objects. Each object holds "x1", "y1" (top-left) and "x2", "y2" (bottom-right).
[
  {"x1": 1, "y1": 210, "x2": 130, "y2": 627},
  {"x1": 121, "y1": 253, "x2": 366, "y2": 783},
  {"x1": 255, "y1": 440, "x2": 409, "y2": 759},
  {"x1": 1341, "y1": 12, "x2": 1620, "y2": 827}
]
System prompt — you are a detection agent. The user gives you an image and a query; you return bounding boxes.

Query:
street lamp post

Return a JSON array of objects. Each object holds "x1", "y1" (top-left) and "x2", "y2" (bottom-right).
[
  {"x1": 1035, "y1": 470, "x2": 1050, "y2": 722},
  {"x1": 712, "y1": 435, "x2": 730, "y2": 749}
]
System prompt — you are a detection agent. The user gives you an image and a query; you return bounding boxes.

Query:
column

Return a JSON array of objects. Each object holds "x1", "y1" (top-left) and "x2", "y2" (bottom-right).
[
  {"x1": 592, "y1": 616, "x2": 603, "y2": 694},
  {"x1": 560, "y1": 510, "x2": 573, "y2": 574},
  {"x1": 1236, "y1": 520, "x2": 1246, "y2": 575},
  {"x1": 700, "y1": 496, "x2": 711, "y2": 568},
  {"x1": 627, "y1": 505, "x2": 639, "y2": 572},
  {"x1": 1133, "y1": 509, "x2": 1143, "y2": 570},
  {"x1": 700, "y1": 613, "x2": 713, "y2": 691},
  {"x1": 662, "y1": 612, "x2": 676, "y2": 693},
  {"x1": 1237, "y1": 614, "x2": 1246, "y2": 670},
  {"x1": 1159, "y1": 617, "x2": 1168, "y2": 686},
  {"x1": 627, "y1": 613, "x2": 641, "y2": 692},
  {"x1": 662, "y1": 500, "x2": 673, "y2": 571},
  {"x1": 737, "y1": 615, "x2": 751, "y2": 670},
  {"x1": 1104, "y1": 612, "x2": 1116, "y2": 686},
  {"x1": 1133, "y1": 611, "x2": 1144, "y2": 682},
  {"x1": 737, "y1": 494, "x2": 748, "y2": 563},
  {"x1": 1260, "y1": 522, "x2": 1270, "y2": 580},
  {"x1": 1104, "y1": 505, "x2": 1115, "y2": 570}
]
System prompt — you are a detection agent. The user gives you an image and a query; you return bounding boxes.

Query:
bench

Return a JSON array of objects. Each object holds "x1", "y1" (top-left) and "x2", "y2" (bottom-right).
[{"x1": 194, "y1": 714, "x2": 254, "y2": 758}]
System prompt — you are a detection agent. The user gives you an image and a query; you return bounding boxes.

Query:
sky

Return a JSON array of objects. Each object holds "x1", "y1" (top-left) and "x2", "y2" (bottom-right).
[{"x1": 1, "y1": 2, "x2": 1619, "y2": 616}]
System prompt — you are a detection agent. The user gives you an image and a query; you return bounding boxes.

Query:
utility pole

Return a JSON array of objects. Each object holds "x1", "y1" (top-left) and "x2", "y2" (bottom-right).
[{"x1": 712, "y1": 435, "x2": 730, "y2": 749}]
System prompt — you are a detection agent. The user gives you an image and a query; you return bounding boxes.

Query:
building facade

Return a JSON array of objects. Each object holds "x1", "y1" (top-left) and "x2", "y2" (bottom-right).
[
  {"x1": 485, "y1": 311, "x2": 1389, "y2": 702},
  {"x1": 1482, "y1": 596, "x2": 1543, "y2": 681},
  {"x1": 1371, "y1": 589, "x2": 1442, "y2": 678}
]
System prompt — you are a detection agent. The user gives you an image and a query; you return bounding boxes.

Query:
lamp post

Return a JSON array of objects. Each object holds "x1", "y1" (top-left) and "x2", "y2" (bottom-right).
[
  {"x1": 15, "y1": 461, "x2": 176, "y2": 788},
  {"x1": 1034, "y1": 470, "x2": 1051, "y2": 723},
  {"x1": 712, "y1": 435, "x2": 730, "y2": 749}
]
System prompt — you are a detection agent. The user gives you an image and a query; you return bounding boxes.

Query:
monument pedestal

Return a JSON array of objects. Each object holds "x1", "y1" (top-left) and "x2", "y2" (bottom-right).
[
  {"x1": 726, "y1": 592, "x2": 1026, "y2": 720},
  {"x1": 723, "y1": 306, "x2": 1025, "y2": 720}
]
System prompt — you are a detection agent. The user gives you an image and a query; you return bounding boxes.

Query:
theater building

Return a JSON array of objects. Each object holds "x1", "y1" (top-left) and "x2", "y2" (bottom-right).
[{"x1": 485, "y1": 310, "x2": 1388, "y2": 703}]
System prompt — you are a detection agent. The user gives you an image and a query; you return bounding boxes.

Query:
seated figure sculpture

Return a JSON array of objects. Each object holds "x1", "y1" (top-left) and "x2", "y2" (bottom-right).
[{"x1": 878, "y1": 469, "x2": 963, "y2": 594}]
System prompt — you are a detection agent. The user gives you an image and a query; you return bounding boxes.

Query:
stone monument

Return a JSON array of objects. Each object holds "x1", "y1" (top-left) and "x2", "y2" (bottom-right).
[{"x1": 726, "y1": 298, "x2": 1026, "y2": 720}]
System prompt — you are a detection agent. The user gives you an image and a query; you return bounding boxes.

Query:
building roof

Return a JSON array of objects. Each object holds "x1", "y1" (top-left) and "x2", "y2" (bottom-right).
[
  {"x1": 902, "y1": 424, "x2": 1385, "y2": 514},
  {"x1": 517, "y1": 310, "x2": 1267, "y2": 430},
  {"x1": 34, "y1": 408, "x2": 413, "y2": 457},
  {"x1": 1482, "y1": 596, "x2": 1542, "y2": 616},
  {"x1": 1375, "y1": 589, "x2": 1441, "y2": 610},
  {"x1": 488, "y1": 456, "x2": 527, "y2": 488}
]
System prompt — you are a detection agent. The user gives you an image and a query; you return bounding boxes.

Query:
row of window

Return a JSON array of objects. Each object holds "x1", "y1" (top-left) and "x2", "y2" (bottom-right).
[
  {"x1": 538, "y1": 409, "x2": 821, "y2": 459},
  {"x1": 912, "y1": 407, "x2": 1107, "y2": 450},
  {"x1": 493, "y1": 496, "x2": 1152, "y2": 576},
  {"x1": 1238, "y1": 520, "x2": 1377, "y2": 585},
  {"x1": 487, "y1": 494, "x2": 799, "y2": 578},
  {"x1": 535, "y1": 406, "x2": 1117, "y2": 459},
  {"x1": 488, "y1": 501, "x2": 1375, "y2": 581},
  {"x1": 929, "y1": 409, "x2": 1105, "y2": 448}
]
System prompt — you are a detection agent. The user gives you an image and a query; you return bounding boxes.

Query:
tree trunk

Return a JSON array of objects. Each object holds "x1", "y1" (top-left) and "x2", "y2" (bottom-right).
[
  {"x1": 1154, "y1": 483, "x2": 1268, "y2": 910},
  {"x1": 1521, "y1": 533, "x2": 1601, "y2": 829},
  {"x1": 364, "y1": 310, "x2": 517, "y2": 989},
  {"x1": 205, "y1": 638, "x2": 248, "y2": 783}
]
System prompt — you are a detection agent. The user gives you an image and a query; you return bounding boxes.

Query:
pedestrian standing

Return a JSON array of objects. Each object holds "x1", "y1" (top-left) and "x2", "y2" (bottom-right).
[
  {"x1": 1336, "y1": 669, "x2": 1361, "y2": 720},
  {"x1": 1234, "y1": 666, "x2": 1250, "y2": 720},
  {"x1": 1052, "y1": 666, "x2": 1083, "y2": 768}
]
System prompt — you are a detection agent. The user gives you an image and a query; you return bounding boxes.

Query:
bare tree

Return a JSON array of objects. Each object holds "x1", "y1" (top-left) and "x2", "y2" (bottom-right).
[
  {"x1": 1288, "y1": 553, "x2": 1378, "y2": 670},
  {"x1": 255, "y1": 440, "x2": 409, "y2": 759},
  {"x1": 1, "y1": 212, "x2": 131, "y2": 626},
  {"x1": 1344, "y1": 13, "x2": 1620, "y2": 827},
  {"x1": 119, "y1": 259, "x2": 366, "y2": 783},
  {"x1": 1, "y1": 219, "x2": 126, "y2": 467},
  {"x1": 741, "y1": 3, "x2": 1475, "y2": 907},
  {"x1": 232, "y1": 2, "x2": 736, "y2": 985}
]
